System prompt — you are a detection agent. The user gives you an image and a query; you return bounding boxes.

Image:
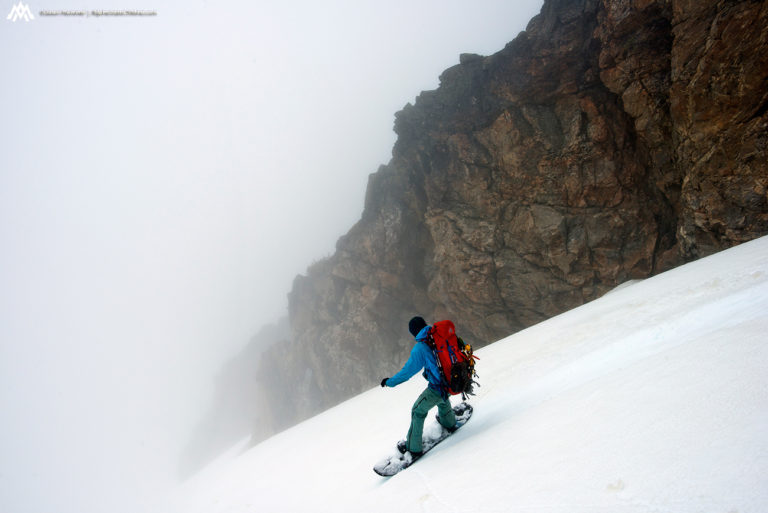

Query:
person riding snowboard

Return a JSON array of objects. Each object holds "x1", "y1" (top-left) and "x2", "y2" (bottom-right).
[{"x1": 380, "y1": 316, "x2": 457, "y2": 457}]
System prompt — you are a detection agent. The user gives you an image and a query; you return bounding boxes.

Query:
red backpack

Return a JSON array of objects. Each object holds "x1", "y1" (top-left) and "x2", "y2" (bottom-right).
[{"x1": 427, "y1": 320, "x2": 479, "y2": 397}]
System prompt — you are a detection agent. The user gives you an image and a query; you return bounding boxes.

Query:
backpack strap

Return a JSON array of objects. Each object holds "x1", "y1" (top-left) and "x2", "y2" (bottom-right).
[{"x1": 425, "y1": 327, "x2": 450, "y2": 397}]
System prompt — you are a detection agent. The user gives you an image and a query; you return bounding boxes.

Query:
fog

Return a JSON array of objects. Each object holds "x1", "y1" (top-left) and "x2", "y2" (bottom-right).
[{"x1": 0, "y1": 1, "x2": 543, "y2": 512}]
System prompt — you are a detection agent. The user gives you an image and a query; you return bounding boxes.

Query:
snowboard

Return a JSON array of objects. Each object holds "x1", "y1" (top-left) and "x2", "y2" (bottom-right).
[{"x1": 373, "y1": 402, "x2": 473, "y2": 477}]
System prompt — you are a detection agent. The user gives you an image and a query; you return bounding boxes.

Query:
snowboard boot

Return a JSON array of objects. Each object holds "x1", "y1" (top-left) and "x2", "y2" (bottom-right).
[
  {"x1": 437, "y1": 401, "x2": 470, "y2": 432},
  {"x1": 407, "y1": 450, "x2": 423, "y2": 461},
  {"x1": 436, "y1": 414, "x2": 459, "y2": 433},
  {"x1": 397, "y1": 440, "x2": 423, "y2": 459}
]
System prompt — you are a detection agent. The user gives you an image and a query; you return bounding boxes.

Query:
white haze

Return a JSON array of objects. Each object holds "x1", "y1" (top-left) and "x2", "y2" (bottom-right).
[{"x1": 0, "y1": 1, "x2": 544, "y2": 513}]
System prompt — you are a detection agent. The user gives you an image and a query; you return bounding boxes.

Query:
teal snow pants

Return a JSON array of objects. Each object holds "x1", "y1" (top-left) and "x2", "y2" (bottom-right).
[{"x1": 406, "y1": 387, "x2": 457, "y2": 453}]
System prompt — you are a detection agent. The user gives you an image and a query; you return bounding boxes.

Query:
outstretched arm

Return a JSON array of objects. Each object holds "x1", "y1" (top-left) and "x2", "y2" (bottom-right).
[{"x1": 383, "y1": 344, "x2": 426, "y2": 387}]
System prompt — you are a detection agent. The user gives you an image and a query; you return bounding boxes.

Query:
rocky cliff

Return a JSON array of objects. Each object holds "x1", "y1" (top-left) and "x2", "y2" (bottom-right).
[{"x1": 258, "y1": 0, "x2": 768, "y2": 432}]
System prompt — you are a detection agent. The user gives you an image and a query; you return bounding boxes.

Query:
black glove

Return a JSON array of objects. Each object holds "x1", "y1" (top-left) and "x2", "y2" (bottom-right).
[{"x1": 381, "y1": 378, "x2": 389, "y2": 387}]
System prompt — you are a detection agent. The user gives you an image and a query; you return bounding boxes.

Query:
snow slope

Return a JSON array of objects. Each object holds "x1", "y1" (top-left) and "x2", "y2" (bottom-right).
[{"x1": 161, "y1": 236, "x2": 768, "y2": 513}]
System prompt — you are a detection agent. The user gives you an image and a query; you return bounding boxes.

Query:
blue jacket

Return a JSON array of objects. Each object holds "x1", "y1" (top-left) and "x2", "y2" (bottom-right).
[{"x1": 385, "y1": 326, "x2": 444, "y2": 393}]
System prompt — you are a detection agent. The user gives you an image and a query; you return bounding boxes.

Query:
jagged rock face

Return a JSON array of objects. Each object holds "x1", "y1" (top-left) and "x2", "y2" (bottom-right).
[
  {"x1": 670, "y1": 1, "x2": 768, "y2": 255},
  {"x1": 596, "y1": 0, "x2": 768, "y2": 257},
  {"x1": 260, "y1": 0, "x2": 768, "y2": 425}
]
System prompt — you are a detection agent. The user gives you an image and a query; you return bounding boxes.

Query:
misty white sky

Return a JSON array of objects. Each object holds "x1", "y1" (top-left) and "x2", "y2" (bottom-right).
[{"x1": 0, "y1": 1, "x2": 543, "y2": 512}]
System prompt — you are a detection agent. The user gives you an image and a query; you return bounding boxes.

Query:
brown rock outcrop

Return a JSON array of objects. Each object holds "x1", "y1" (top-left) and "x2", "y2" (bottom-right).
[{"x1": 257, "y1": 0, "x2": 768, "y2": 430}]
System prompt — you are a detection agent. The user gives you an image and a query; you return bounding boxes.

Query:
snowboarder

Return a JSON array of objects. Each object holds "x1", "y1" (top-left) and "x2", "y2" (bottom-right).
[{"x1": 380, "y1": 316, "x2": 458, "y2": 457}]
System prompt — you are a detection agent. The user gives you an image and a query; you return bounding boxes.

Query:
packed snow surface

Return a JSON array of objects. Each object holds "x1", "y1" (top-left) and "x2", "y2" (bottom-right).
[{"x1": 162, "y1": 236, "x2": 768, "y2": 513}]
